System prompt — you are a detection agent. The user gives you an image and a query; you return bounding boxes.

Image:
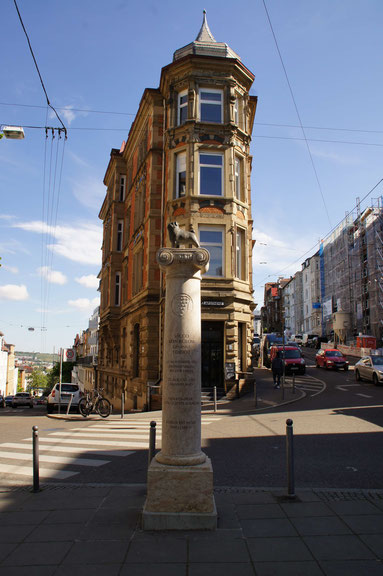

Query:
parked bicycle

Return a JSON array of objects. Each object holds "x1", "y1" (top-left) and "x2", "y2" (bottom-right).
[{"x1": 78, "y1": 388, "x2": 111, "y2": 418}]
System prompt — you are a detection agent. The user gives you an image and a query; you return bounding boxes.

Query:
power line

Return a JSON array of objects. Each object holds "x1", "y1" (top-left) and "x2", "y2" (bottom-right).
[
  {"x1": 262, "y1": 0, "x2": 332, "y2": 228},
  {"x1": 13, "y1": 0, "x2": 67, "y2": 136},
  {"x1": 255, "y1": 178, "x2": 383, "y2": 288}
]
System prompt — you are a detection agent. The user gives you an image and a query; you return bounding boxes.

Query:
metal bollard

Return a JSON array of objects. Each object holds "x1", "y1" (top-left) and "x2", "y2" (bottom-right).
[
  {"x1": 213, "y1": 386, "x2": 217, "y2": 413},
  {"x1": 148, "y1": 421, "x2": 156, "y2": 467},
  {"x1": 286, "y1": 419, "x2": 295, "y2": 498},
  {"x1": 121, "y1": 393, "x2": 125, "y2": 419},
  {"x1": 66, "y1": 394, "x2": 74, "y2": 415},
  {"x1": 32, "y1": 425, "x2": 40, "y2": 492}
]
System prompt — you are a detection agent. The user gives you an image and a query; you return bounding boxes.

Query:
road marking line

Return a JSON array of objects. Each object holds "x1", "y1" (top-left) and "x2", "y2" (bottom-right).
[
  {"x1": 0, "y1": 463, "x2": 77, "y2": 479},
  {"x1": 49, "y1": 431, "x2": 161, "y2": 441},
  {"x1": 1, "y1": 443, "x2": 134, "y2": 457},
  {"x1": 0, "y1": 451, "x2": 108, "y2": 466},
  {"x1": 22, "y1": 437, "x2": 158, "y2": 448},
  {"x1": 356, "y1": 393, "x2": 372, "y2": 398},
  {"x1": 336, "y1": 384, "x2": 359, "y2": 391}
]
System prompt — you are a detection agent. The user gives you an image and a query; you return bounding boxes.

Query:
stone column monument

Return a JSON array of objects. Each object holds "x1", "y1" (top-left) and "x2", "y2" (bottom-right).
[{"x1": 143, "y1": 228, "x2": 217, "y2": 530}]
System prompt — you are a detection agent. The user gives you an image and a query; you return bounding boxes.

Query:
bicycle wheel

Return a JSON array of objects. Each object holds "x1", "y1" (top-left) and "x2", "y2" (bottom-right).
[
  {"x1": 78, "y1": 398, "x2": 91, "y2": 417},
  {"x1": 96, "y1": 398, "x2": 111, "y2": 418}
]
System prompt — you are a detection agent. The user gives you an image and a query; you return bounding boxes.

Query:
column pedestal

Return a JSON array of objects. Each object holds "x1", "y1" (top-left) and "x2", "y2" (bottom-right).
[{"x1": 143, "y1": 248, "x2": 217, "y2": 530}]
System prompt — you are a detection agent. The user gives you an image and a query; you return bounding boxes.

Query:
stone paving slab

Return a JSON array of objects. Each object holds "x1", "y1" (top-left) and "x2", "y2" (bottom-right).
[{"x1": 0, "y1": 484, "x2": 382, "y2": 575}]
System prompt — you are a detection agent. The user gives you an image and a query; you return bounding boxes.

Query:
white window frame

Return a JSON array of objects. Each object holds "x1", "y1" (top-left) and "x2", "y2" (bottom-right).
[
  {"x1": 234, "y1": 156, "x2": 242, "y2": 200},
  {"x1": 199, "y1": 225, "x2": 225, "y2": 277},
  {"x1": 178, "y1": 90, "x2": 188, "y2": 125},
  {"x1": 199, "y1": 152, "x2": 223, "y2": 197},
  {"x1": 175, "y1": 151, "x2": 186, "y2": 198},
  {"x1": 236, "y1": 227, "x2": 246, "y2": 281},
  {"x1": 115, "y1": 272, "x2": 121, "y2": 306},
  {"x1": 119, "y1": 175, "x2": 126, "y2": 202},
  {"x1": 199, "y1": 88, "x2": 223, "y2": 123},
  {"x1": 117, "y1": 220, "x2": 123, "y2": 252}
]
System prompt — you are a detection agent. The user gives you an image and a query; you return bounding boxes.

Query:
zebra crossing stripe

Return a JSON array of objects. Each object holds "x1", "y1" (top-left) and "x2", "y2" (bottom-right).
[
  {"x1": 0, "y1": 462, "x2": 77, "y2": 480},
  {"x1": 48, "y1": 431, "x2": 160, "y2": 441},
  {"x1": 22, "y1": 437, "x2": 158, "y2": 448},
  {"x1": 0, "y1": 450, "x2": 108, "y2": 467},
  {"x1": 1, "y1": 442, "x2": 134, "y2": 457}
]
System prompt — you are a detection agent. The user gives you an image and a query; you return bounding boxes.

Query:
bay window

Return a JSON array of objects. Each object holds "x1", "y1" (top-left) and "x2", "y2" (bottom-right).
[
  {"x1": 236, "y1": 228, "x2": 246, "y2": 280},
  {"x1": 199, "y1": 152, "x2": 223, "y2": 196},
  {"x1": 199, "y1": 226, "x2": 224, "y2": 277},
  {"x1": 200, "y1": 89, "x2": 223, "y2": 123},
  {"x1": 178, "y1": 91, "x2": 188, "y2": 125},
  {"x1": 175, "y1": 152, "x2": 186, "y2": 198}
]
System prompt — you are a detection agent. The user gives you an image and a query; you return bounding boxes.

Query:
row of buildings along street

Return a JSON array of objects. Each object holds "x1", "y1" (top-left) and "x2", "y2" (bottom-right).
[{"x1": 262, "y1": 196, "x2": 383, "y2": 348}]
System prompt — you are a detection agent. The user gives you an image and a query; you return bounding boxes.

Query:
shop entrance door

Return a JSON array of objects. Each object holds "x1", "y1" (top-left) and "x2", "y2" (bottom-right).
[{"x1": 201, "y1": 321, "x2": 224, "y2": 388}]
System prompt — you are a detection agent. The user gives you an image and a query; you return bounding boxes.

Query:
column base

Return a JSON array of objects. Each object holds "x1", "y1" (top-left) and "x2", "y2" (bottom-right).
[{"x1": 142, "y1": 456, "x2": 217, "y2": 530}]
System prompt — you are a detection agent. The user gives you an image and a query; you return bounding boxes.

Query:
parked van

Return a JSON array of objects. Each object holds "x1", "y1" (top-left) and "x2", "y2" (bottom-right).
[
  {"x1": 302, "y1": 334, "x2": 317, "y2": 346},
  {"x1": 292, "y1": 334, "x2": 303, "y2": 345}
]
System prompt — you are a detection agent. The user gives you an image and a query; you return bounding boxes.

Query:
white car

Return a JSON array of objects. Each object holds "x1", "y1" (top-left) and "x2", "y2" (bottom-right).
[
  {"x1": 354, "y1": 356, "x2": 383, "y2": 386},
  {"x1": 46, "y1": 383, "x2": 82, "y2": 413}
]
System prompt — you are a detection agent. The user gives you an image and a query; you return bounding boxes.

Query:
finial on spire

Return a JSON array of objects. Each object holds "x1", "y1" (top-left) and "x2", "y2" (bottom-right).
[{"x1": 195, "y1": 10, "x2": 216, "y2": 43}]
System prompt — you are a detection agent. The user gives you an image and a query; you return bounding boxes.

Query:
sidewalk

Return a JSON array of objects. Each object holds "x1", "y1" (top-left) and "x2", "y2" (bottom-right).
[
  {"x1": 4, "y1": 372, "x2": 382, "y2": 574},
  {"x1": 1, "y1": 483, "x2": 383, "y2": 575}
]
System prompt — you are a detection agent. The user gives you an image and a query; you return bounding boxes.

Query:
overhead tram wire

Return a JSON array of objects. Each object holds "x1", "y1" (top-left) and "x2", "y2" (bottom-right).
[
  {"x1": 13, "y1": 0, "x2": 67, "y2": 137},
  {"x1": 254, "y1": 177, "x2": 383, "y2": 289},
  {"x1": 262, "y1": 0, "x2": 332, "y2": 228},
  {"x1": 14, "y1": 0, "x2": 68, "y2": 351}
]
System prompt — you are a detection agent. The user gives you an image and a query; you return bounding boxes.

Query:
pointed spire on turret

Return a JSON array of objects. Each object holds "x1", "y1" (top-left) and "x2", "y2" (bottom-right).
[
  {"x1": 173, "y1": 11, "x2": 240, "y2": 62},
  {"x1": 195, "y1": 10, "x2": 216, "y2": 43}
]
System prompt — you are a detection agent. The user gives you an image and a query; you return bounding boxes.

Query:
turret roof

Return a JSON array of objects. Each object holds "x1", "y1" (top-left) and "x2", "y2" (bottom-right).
[{"x1": 173, "y1": 11, "x2": 240, "y2": 61}]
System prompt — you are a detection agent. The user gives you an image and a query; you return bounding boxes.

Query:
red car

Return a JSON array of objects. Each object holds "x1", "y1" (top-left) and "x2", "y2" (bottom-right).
[
  {"x1": 316, "y1": 349, "x2": 349, "y2": 371},
  {"x1": 276, "y1": 346, "x2": 306, "y2": 375}
]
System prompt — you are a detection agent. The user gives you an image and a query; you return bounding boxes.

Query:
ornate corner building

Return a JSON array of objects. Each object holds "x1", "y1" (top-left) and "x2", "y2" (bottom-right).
[{"x1": 98, "y1": 13, "x2": 257, "y2": 411}]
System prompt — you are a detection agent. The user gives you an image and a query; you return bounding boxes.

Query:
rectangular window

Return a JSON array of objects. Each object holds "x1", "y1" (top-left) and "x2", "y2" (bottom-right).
[
  {"x1": 115, "y1": 272, "x2": 121, "y2": 306},
  {"x1": 199, "y1": 153, "x2": 223, "y2": 196},
  {"x1": 200, "y1": 89, "x2": 223, "y2": 123},
  {"x1": 175, "y1": 152, "x2": 186, "y2": 198},
  {"x1": 235, "y1": 157, "x2": 242, "y2": 200},
  {"x1": 234, "y1": 98, "x2": 239, "y2": 125},
  {"x1": 117, "y1": 220, "x2": 123, "y2": 252},
  {"x1": 236, "y1": 228, "x2": 246, "y2": 280},
  {"x1": 119, "y1": 175, "x2": 126, "y2": 202},
  {"x1": 132, "y1": 248, "x2": 143, "y2": 295},
  {"x1": 199, "y1": 226, "x2": 224, "y2": 277},
  {"x1": 178, "y1": 91, "x2": 188, "y2": 125}
]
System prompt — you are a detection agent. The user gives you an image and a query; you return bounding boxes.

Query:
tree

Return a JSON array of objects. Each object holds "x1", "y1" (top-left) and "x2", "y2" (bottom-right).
[
  {"x1": 45, "y1": 362, "x2": 74, "y2": 393},
  {"x1": 27, "y1": 368, "x2": 48, "y2": 395}
]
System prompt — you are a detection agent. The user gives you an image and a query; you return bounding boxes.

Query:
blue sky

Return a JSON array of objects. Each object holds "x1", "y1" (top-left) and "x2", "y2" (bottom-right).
[{"x1": 1, "y1": 0, "x2": 382, "y2": 352}]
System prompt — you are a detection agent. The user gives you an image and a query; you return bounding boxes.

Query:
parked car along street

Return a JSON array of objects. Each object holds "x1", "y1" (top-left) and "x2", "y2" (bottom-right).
[
  {"x1": 315, "y1": 349, "x2": 349, "y2": 371},
  {"x1": 11, "y1": 392, "x2": 34, "y2": 408},
  {"x1": 46, "y1": 383, "x2": 82, "y2": 413},
  {"x1": 0, "y1": 395, "x2": 5, "y2": 408},
  {"x1": 354, "y1": 355, "x2": 383, "y2": 385},
  {"x1": 5, "y1": 395, "x2": 14, "y2": 407}
]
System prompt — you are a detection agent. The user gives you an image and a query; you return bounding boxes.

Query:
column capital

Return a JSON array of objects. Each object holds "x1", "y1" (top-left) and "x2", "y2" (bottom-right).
[{"x1": 157, "y1": 248, "x2": 210, "y2": 275}]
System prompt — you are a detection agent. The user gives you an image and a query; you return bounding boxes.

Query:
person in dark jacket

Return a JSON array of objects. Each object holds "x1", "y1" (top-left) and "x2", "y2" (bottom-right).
[{"x1": 271, "y1": 352, "x2": 284, "y2": 388}]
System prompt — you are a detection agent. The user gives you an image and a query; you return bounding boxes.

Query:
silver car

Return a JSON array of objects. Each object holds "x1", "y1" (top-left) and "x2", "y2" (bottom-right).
[{"x1": 355, "y1": 355, "x2": 383, "y2": 386}]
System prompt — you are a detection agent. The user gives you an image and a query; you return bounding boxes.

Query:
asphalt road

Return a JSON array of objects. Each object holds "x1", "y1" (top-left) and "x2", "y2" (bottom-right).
[{"x1": 0, "y1": 351, "x2": 382, "y2": 490}]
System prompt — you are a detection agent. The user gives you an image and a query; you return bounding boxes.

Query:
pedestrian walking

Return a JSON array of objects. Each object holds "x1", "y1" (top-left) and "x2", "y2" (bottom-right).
[{"x1": 271, "y1": 352, "x2": 283, "y2": 388}]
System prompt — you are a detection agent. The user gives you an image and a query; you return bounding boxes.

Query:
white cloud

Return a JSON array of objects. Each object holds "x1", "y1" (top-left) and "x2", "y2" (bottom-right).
[
  {"x1": 49, "y1": 105, "x2": 89, "y2": 127},
  {"x1": 2, "y1": 265, "x2": 19, "y2": 274},
  {"x1": 75, "y1": 274, "x2": 99, "y2": 289},
  {"x1": 13, "y1": 220, "x2": 102, "y2": 265},
  {"x1": 0, "y1": 284, "x2": 29, "y2": 301},
  {"x1": 72, "y1": 176, "x2": 106, "y2": 212},
  {"x1": 68, "y1": 296, "x2": 99, "y2": 311},
  {"x1": 37, "y1": 266, "x2": 67, "y2": 285}
]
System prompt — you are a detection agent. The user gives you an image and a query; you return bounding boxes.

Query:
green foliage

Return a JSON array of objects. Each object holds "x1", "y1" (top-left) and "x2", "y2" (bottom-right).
[
  {"x1": 27, "y1": 367, "x2": 48, "y2": 394},
  {"x1": 45, "y1": 361, "x2": 74, "y2": 393}
]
